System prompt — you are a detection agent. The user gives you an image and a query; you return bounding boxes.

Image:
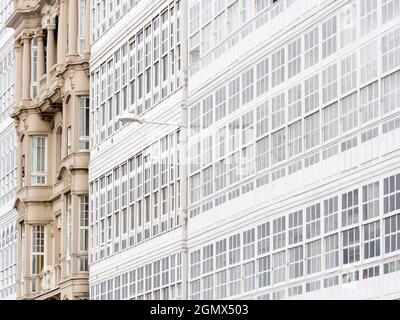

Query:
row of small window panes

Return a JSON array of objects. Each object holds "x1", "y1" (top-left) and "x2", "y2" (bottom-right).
[
  {"x1": 90, "y1": 130, "x2": 180, "y2": 224},
  {"x1": 189, "y1": 21, "x2": 400, "y2": 140},
  {"x1": 0, "y1": 68, "x2": 14, "y2": 96},
  {"x1": 190, "y1": 171, "x2": 400, "y2": 277},
  {"x1": 188, "y1": 0, "x2": 295, "y2": 60},
  {"x1": 0, "y1": 134, "x2": 17, "y2": 204},
  {"x1": 0, "y1": 264, "x2": 15, "y2": 288},
  {"x1": 0, "y1": 88, "x2": 14, "y2": 124},
  {"x1": 188, "y1": 82, "x2": 400, "y2": 209},
  {"x1": 0, "y1": 170, "x2": 16, "y2": 198},
  {"x1": 91, "y1": 2, "x2": 182, "y2": 146},
  {"x1": 0, "y1": 137, "x2": 17, "y2": 176},
  {"x1": 89, "y1": 132, "x2": 182, "y2": 259},
  {"x1": 189, "y1": 113, "x2": 400, "y2": 218},
  {"x1": 0, "y1": 0, "x2": 12, "y2": 28},
  {"x1": 92, "y1": 0, "x2": 179, "y2": 42},
  {"x1": 93, "y1": 1, "x2": 182, "y2": 108},
  {"x1": 0, "y1": 242, "x2": 16, "y2": 269},
  {"x1": 0, "y1": 223, "x2": 16, "y2": 248},
  {"x1": 189, "y1": 211, "x2": 400, "y2": 299},
  {"x1": 0, "y1": 265, "x2": 15, "y2": 289},
  {"x1": 189, "y1": 0, "x2": 400, "y2": 74},
  {"x1": 0, "y1": 284, "x2": 15, "y2": 299},
  {"x1": 270, "y1": 258, "x2": 400, "y2": 299},
  {"x1": 92, "y1": 282, "x2": 182, "y2": 301},
  {"x1": 131, "y1": 283, "x2": 182, "y2": 300},
  {"x1": 187, "y1": 172, "x2": 400, "y2": 294},
  {"x1": 90, "y1": 252, "x2": 182, "y2": 300},
  {"x1": 191, "y1": 259, "x2": 395, "y2": 300},
  {"x1": 0, "y1": 48, "x2": 15, "y2": 92},
  {"x1": 90, "y1": 186, "x2": 182, "y2": 263},
  {"x1": 189, "y1": 71, "x2": 397, "y2": 178},
  {"x1": 0, "y1": 46, "x2": 15, "y2": 123},
  {"x1": 0, "y1": 185, "x2": 15, "y2": 207},
  {"x1": 92, "y1": 0, "x2": 130, "y2": 40}
]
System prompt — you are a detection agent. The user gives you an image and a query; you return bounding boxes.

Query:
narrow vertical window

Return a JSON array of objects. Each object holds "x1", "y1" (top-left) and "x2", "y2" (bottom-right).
[
  {"x1": 66, "y1": 193, "x2": 72, "y2": 274},
  {"x1": 31, "y1": 38, "x2": 38, "y2": 98},
  {"x1": 31, "y1": 225, "x2": 44, "y2": 275},
  {"x1": 79, "y1": 97, "x2": 90, "y2": 150},
  {"x1": 31, "y1": 136, "x2": 47, "y2": 185},
  {"x1": 67, "y1": 127, "x2": 72, "y2": 155},
  {"x1": 78, "y1": 0, "x2": 86, "y2": 54},
  {"x1": 80, "y1": 195, "x2": 89, "y2": 251}
]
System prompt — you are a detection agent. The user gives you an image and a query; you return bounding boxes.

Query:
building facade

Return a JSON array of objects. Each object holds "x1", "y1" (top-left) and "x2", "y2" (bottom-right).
[
  {"x1": 89, "y1": 0, "x2": 188, "y2": 300},
  {"x1": 186, "y1": 0, "x2": 400, "y2": 300},
  {"x1": 6, "y1": 0, "x2": 91, "y2": 300},
  {"x1": 90, "y1": 0, "x2": 400, "y2": 300},
  {"x1": 0, "y1": 0, "x2": 17, "y2": 301}
]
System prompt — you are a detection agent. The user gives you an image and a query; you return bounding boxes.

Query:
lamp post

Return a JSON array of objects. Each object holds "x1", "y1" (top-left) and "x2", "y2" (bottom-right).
[
  {"x1": 118, "y1": 109, "x2": 190, "y2": 300},
  {"x1": 117, "y1": 114, "x2": 187, "y2": 128},
  {"x1": 118, "y1": 0, "x2": 190, "y2": 299}
]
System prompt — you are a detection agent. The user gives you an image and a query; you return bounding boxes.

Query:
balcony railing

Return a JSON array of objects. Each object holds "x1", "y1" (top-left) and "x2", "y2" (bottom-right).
[{"x1": 40, "y1": 266, "x2": 57, "y2": 291}]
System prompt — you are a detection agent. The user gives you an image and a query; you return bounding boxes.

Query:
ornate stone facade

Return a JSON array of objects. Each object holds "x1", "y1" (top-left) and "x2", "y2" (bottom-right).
[{"x1": 6, "y1": 0, "x2": 90, "y2": 300}]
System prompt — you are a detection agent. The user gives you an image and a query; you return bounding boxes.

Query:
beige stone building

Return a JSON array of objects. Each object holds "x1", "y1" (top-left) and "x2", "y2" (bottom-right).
[{"x1": 6, "y1": 0, "x2": 90, "y2": 300}]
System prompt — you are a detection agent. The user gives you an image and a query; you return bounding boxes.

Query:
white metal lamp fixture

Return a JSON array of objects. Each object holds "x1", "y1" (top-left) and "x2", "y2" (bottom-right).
[{"x1": 117, "y1": 114, "x2": 186, "y2": 128}]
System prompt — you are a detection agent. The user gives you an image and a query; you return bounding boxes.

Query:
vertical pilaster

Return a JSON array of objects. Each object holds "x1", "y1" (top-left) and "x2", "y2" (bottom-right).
[
  {"x1": 16, "y1": 223, "x2": 22, "y2": 297},
  {"x1": 36, "y1": 31, "x2": 45, "y2": 81},
  {"x1": 22, "y1": 34, "x2": 31, "y2": 100},
  {"x1": 67, "y1": 0, "x2": 78, "y2": 57},
  {"x1": 24, "y1": 224, "x2": 31, "y2": 283},
  {"x1": 47, "y1": 26, "x2": 56, "y2": 71},
  {"x1": 14, "y1": 41, "x2": 22, "y2": 101},
  {"x1": 84, "y1": 0, "x2": 90, "y2": 54},
  {"x1": 58, "y1": 0, "x2": 67, "y2": 64}
]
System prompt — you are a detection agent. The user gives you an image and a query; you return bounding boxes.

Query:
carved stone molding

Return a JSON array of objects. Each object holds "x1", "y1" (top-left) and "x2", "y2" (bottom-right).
[
  {"x1": 37, "y1": 110, "x2": 55, "y2": 129},
  {"x1": 21, "y1": 111, "x2": 28, "y2": 130},
  {"x1": 25, "y1": 200, "x2": 52, "y2": 206},
  {"x1": 16, "y1": 201, "x2": 26, "y2": 215},
  {"x1": 41, "y1": 4, "x2": 58, "y2": 29},
  {"x1": 63, "y1": 173, "x2": 72, "y2": 186},
  {"x1": 68, "y1": 74, "x2": 75, "y2": 90},
  {"x1": 70, "y1": 168, "x2": 89, "y2": 175}
]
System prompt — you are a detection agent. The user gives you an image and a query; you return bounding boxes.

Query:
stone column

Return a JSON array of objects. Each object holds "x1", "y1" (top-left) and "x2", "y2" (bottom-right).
[
  {"x1": 84, "y1": 0, "x2": 90, "y2": 54},
  {"x1": 22, "y1": 34, "x2": 31, "y2": 100},
  {"x1": 16, "y1": 222, "x2": 22, "y2": 298},
  {"x1": 24, "y1": 224, "x2": 31, "y2": 280},
  {"x1": 47, "y1": 26, "x2": 55, "y2": 71},
  {"x1": 57, "y1": 0, "x2": 67, "y2": 64},
  {"x1": 14, "y1": 41, "x2": 22, "y2": 101},
  {"x1": 67, "y1": 0, "x2": 78, "y2": 57},
  {"x1": 36, "y1": 31, "x2": 45, "y2": 80}
]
